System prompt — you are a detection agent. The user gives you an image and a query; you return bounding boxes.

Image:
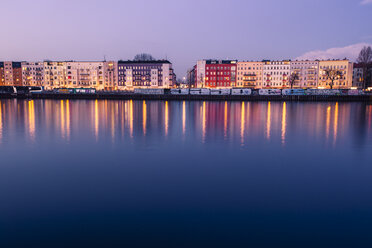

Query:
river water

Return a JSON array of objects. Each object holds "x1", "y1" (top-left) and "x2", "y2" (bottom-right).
[{"x1": 1, "y1": 99, "x2": 372, "y2": 247}]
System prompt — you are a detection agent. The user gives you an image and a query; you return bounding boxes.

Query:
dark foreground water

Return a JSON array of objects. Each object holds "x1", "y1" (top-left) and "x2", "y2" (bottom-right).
[{"x1": 1, "y1": 99, "x2": 372, "y2": 248}]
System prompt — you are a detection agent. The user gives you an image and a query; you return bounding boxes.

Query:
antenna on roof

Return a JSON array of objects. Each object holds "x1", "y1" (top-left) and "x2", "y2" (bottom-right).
[{"x1": 104, "y1": 55, "x2": 106, "y2": 62}]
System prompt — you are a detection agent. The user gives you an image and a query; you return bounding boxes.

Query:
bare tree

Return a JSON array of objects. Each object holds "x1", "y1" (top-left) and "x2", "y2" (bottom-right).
[
  {"x1": 357, "y1": 46, "x2": 372, "y2": 89},
  {"x1": 134, "y1": 53, "x2": 155, "y2": 61},
  {"x1": 324, "y1": 68, "x2": 343, "y2": 89},
  {"x1": 289, "y1": 73, "x2": 299, "y2": 89},
  {"x1": 200, "y1": 73, "x2": 204, "y2": 88}
]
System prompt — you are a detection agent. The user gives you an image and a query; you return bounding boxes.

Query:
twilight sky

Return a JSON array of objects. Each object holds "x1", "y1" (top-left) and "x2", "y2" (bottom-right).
[{"x1": 0, "y1": 0, "x2": 371, "y2": 77}]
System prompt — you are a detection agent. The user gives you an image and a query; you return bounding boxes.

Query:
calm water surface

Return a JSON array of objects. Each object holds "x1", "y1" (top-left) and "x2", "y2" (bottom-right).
[{"x1": 1, "y1": 99, "x2": 372, "y2": 247}]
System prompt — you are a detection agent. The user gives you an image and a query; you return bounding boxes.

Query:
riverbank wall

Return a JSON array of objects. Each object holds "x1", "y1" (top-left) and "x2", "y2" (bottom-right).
[{"x1": 1, "y1": 93, "x2": 372, "y2": 102}]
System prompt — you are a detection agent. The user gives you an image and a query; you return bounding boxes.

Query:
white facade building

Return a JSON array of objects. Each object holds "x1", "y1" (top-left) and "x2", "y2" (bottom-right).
[
  {"x1": 117, "y1": 60, "x2": 175, "y2": 89},
  {"x1": 43, "y1": 61, "x2": 67, "y2": 89},
  {"x1": 66, "y1": 62, "x2": 104, "y2": 90},
  {"x1": 290, "y1": 60, "x2": 319, "y2": 88},
  {"x1": 22, "y1": 62, "x2": 44, "y2": 86},
  {"x1": 103, "y1": 61, "x2": 118, "y2": 90},
  {"x1": 263, "y1": 61, "x2": 291, "y2": 88},
  {"x1": 196, "y1": 60, "x2": 206, "y2": 88}
]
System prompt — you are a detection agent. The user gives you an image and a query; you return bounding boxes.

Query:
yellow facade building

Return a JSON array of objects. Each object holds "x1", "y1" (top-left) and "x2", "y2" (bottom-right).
[
  {"x1": 237, "y1": 62, "x2": 263, "y2": 88},
  {"x1": 318, "y1": 60, "x2": 353, "y2": 89}
]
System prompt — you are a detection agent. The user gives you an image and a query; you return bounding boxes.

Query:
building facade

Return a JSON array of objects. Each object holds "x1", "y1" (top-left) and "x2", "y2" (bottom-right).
[
  {"x1": 43, "y1": 61, "x2": 67, "y2": 89},
  {"x1": 118, "y1": 60, "x2": 175, "y2": 89},
  {"x1": 103, "y1": 61, "x2": 118, "y2": 90},
  {"x1": 22, "y1": 62, "x2": 44, "y2": 86},
  {"x1": 187, "y1": 66, "x2": 196, "y2": 88},
  {"x1": 263, "y1": 61, "x2": 290, "y2": 88},
  {"x1": 2, "y1": 62, "x2": 23, "y2": 86},
  {"x1": 237, "y1": 61, "x2": 263, "y2": 88},
  {"x1": 353, "y1": 63, "x2": 364, "y2": 89},
  {"x1": 353, "y1": 63, "x2": 372, "y2": 89},
  {"x1": 195, "y1": 60, "x2": 237, "y2": 88},
  {"x1": 66, "y1": 62, "x2": 104, "y2": 90},
  {"x1": 318, "y1": 60, "x2": 353, "y2": 89},
  {"x1": 290, "y1": 60, "x2": 319, "y2": 88},
  {"x1": 0, "y1": 62, "x2": 4, "y2": 86}
]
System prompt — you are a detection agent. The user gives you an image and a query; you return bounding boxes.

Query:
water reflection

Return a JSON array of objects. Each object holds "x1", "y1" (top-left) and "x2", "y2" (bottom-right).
[
  {"x1": 95, "y1": 100, "x2": 99, "y2": 141},
  {"x1": 28, "y1": 100, "x2": 35, "y2": 142},
  {"x1": 143, "y1": 100, "x2": 147, "y2": 136},
  {"x1": 326, "y1": 105, "x2": 331, "y2": 141},
  {"x1": 182, "y1": 101, "x2": 186, "y2": 137},
  {"x1": 0, "y1": 99, "x2": 371, "y2": 149},
  {"x1": 282, "y1": 102, "x2": 287, "y2": 145},
  {"x1": 0, "y1": 101, "x2": 2, "y2": 143},
  {"x1": 241, "y1": 102, "x2": 245, "y2": 146},
  {"x1": 224, "y1": 101, "x2": 228, "y2": 139},
  {"x1": 202, "y1": 101, "x2": 206, "y2": 143},
  {"x1": 129, "y1": 100, "x2": 133, "y2": 138},
  {"x1": 334, "y1": 102, "x2": 339, "y2": 146},
  {"x1": 266, "y1": 102, "x2": 271, "y2": 140},
  {"x1": 165, "y1": 101, "x2": 169, "y2": 137}
]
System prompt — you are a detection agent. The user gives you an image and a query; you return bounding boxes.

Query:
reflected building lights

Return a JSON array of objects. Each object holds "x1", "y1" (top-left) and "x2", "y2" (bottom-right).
[
  {"x1": 61, "y1": 100, "x2": 65, "y2": 139},
  {"x1": 266, "y1": 102, "x2": 271, "y2": 140},
  {"x1": 241, "y1": 102, "x2": 245, "y2": 145},
  {"x1": 165, "y1": 101, "x2": 169, "y2": 137},
  {"x1": 224, "y1": 101, "x2": 228, "y2": 139},
  {"x1": 121, "y1": 102, "x2": 125, "y2": 139},
  {"x1": 129, "y1": 100, "x2": 134, "y2": 138},
  {"x1": 143, "y1": 100, "x2": 147, "y2": 136},
  {"x1": 95, "y1": 100, "x2": 99, "y2": 140},
  {"x1": 282, "y1": 102, "x2": 287, "y2": 145},
  {"x1": 333, "y1": 102, "x2": 339, "y2": 145},
  {"x1": 2, "y1": 100, "x2": 369, "y2": 149},
  {"x1": 111, "y1": 107, "x2": 115, "y2": 142},
  {"x1": 182, "y1": 101, "x2": 186, "y2": 136},
  {"x1": 66, "y1": 100, "x2": 70, "y2": 141},
  {"x1": 202, "y1": 101, "x2": 206, "y2": 142},
  {"x1": 0, "y1": 101, "x2": 2, "y2": 143},
  {"x1": 326, "y1": 106, "x2": 331, "y2": 141},
  {"x1": 28, "y1": 100, "x2": 35, "y2": 141},
  {"x1": 368, "y1": 105, "x2": 372, "y2": 135}
]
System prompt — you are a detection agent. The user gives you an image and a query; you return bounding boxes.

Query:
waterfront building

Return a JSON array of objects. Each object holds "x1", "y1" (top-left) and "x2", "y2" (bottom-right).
[
  {"x1": 22, "y1": 62, "x2": 44, "y2": 86},
  {"x1": 43, "y1": 61, "x2": 67, "y2": 90},
  {"x1": 195, "y1": 60, "x2": 237, "y2": 88},
  {"x1": 117, "y1": 60, "x2": 175, "y2": 89},
  {"x1": 263, "y1": 60, "x2": 290, "y2": 88},
  {"x1": 290, "y1": 60, "x2": 319, "y2": 88},
  {"x1": 0, "y1": 62, "x2": 4, "y2": 86},
  {"x1": 186, "y1": 67, "x2": 196, "y2": 88},
  {"x1": 353, "y1": 63, "x2": 372, "y2": 89},
  {"x1": 237, "y1": 61, "x2": 263, "y2": 88},
  {"x1": 66, "y1": 61, "x2": 104, "y2": 90},
  {"x1": 318, "y1": 60, "x2": 353, "y2": 89},
  {"x1": 3, "y1": 62, "x2": 23, "y2": 86},
  {"x1": 103, "y1": 61, "x2": 118, "y2": 90},
  {"x1": 353, "y1": 63, "x2": 364, "y2": 89}
]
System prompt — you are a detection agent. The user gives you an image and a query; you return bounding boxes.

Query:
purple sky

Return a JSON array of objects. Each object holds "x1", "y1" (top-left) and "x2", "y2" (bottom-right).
[{"x1": 0, "y1": 0, "x2": 371, "y2": 77}]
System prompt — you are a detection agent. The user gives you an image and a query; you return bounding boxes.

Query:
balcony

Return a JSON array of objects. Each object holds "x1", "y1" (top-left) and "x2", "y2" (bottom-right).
[{"x1": 243, "y1": 82, "x2": 256, "y2": 87}]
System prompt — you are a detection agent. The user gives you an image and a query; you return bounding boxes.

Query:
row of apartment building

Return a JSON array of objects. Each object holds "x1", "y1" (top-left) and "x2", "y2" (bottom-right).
[
  {"x1": 0, "y1": 60, "x2": 176, "y2": 90},
  {"x1": 187, "y1": 59, "x2": 367, "y2": 89}
]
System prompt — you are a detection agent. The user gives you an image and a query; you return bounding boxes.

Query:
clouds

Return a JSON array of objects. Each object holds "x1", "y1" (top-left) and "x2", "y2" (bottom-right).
[
  {"x1": 361, "y1": 0, "x2": 372, "y2": 5},
  {"x1": 296, "y1": 43, "x2": 372, "y2": 61}
]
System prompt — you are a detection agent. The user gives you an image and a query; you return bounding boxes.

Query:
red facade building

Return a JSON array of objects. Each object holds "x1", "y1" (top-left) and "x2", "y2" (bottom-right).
[{"x1": 194, "y1": 60, "x2": 237, "y2": 88}]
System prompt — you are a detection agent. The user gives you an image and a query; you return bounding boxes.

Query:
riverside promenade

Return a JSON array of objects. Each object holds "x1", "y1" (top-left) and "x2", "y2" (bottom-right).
[{"x1": 1, "y1": 92, "x2": 372, "y2": 102}]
